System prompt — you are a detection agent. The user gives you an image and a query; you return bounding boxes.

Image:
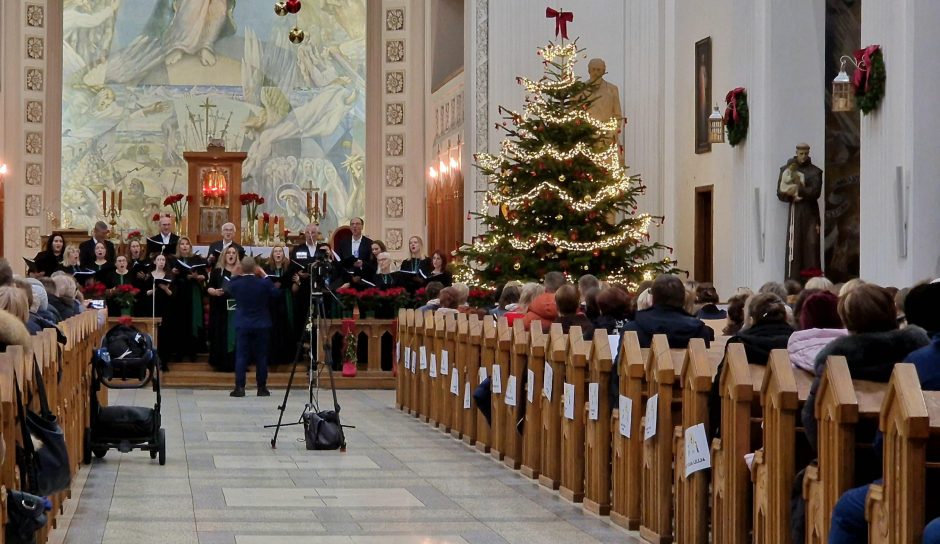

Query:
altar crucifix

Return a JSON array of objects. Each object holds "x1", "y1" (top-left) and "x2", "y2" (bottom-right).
[{"x1": 200, "y1": 98, "x2": 217, "y2": 147}]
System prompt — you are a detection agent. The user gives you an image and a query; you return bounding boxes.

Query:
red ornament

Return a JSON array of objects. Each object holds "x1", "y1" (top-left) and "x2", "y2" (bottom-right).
[
  {"x1": 285, "y1": 0, "x2": 301, "y2": 14},
  {"x1": 494, "y1": 266, "x2": 501, "y2": 273},
  {"x1": 593, "y1": 249, "x2": 600, "y2": 257},
  {"x1": 570, "y1": 232, "x2": 578, "y2": 241}
]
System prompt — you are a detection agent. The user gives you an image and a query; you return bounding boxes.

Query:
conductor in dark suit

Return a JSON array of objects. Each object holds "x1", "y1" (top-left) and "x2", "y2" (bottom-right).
[
  {"x1": 335, "y1": 217, "x2": 375, "y2": 286},
  {"x1": 207, "y1": 222, "x2": 245, "y2": 266},
  {"x1": 146, "y1": 215, "x2": 180, "y2": 257},
  {"x1": 79, "y1": 221, "x2": 116, "y2": 267},
  {"x1": 223, "y1": 256, "x2": 282, "y2": 398}
]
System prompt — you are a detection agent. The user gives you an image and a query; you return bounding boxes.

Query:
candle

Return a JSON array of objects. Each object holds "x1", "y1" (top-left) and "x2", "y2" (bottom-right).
[
  {"x1": 110, "y1": 190, "x2": 115, "y2": 209},
  {"x1": 313, "y1": 194, "x2": 319, "y2": 215},
  {"x1": 306, "y1": 191, "x2": 312, "y2": 212},
  {"x1": 102, "y1": 190, "x2": 107, "y2": 211},
  {"x1": 257, "y1": 215, "x2": 263, "y2": 237},
  {"x1": 118, "y1": 190, "x2": 123, "y2": 211},
  {"x1": 274, "y1": 215, "x2": 279, "y2": 225},
  {"x1": 322, "y1": 191, "x2": 327, "y2": 215}
]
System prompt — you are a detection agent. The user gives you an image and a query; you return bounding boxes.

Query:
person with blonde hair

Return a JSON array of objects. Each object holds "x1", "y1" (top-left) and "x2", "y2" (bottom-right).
[
  {"x1": 0, "y1": 285, "x2": 30, "y2": 324},
  {"x1": 50, "y1": 272, "x2": 81, "y2": 319},
  {"x1": 804, "y1": 276, "x2": 833, "y2": 292}
]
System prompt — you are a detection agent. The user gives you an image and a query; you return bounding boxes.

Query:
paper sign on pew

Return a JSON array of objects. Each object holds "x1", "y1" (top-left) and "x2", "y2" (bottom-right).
[
  {"x1": 429, "y1": 353, "x2": 438, "y2": 378},
  {"x1": 492, "y1": 364, "x2": 502, "y2": 394},
  {"x1": 411, "y1": 351, "x2": 417, "y2": 374},
  {"x1": 618, "y1": 395, "x2": 632, "y2": 437},
  {"x1": 588, "y1": 383, "x2": 599, "y2": 420},
  {"x1": 505, "y1": 375, "x2": 517, "y2": 406},
  {"x1": 450, "y1": 369, "x2": 460, "y2": 395},
  {"x1": 643, "y1": 394, "x2": 659, "y2": 441},
  {"x1": 478, "y1": 367, "x2": 487, "y2": 384},
  {"x1": 440, "y1": 350, "x2": 449, "y2": 375},
  {"x1": 527, "y1": 369, "x2": 535, "y2": 403},
  {"x1": 607, "y1": 334, "x2": 620, "y2": 360},
  {"x1": 419, "y1": 346, "x2": 427, "y2": 370},
  {"x1": 542, "y1": 361, "x2": 553, "y2": 400},
  {"x1": 396, "y1": 341, "x2": 400, "y2": 363},
  {"x1": 684, "y1": 423, "x2": 711, "y2": 477},
  {"x1": 563, "y1": 383, "x2": 575, "y2": 419},
  {"x1": 405, "y1": 346, "x2": 411, "y2": 367},
  {"x1": 463, "y1": 382, "x2": 471, "y2": 409}
]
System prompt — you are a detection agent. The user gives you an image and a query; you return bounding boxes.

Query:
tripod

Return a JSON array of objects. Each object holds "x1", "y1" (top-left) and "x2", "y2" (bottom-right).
[{"x1": 266, "y1": 263, "x2": 348, "y2": 449}]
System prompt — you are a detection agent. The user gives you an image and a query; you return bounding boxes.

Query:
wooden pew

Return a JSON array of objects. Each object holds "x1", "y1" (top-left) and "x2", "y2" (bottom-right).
[
  {"x1": 538, "y1": 323, "x2": 569, "y2": 490},
  {"x1": 751, "y1": 349, "x2": 805, "y2": 544},
  {"x1": 411, "y1": 311, "x2": 427, "y2": 420},
  {"x1": 640, "y1": 335, "x2": 681, "y2": 543},
  {"x1": 503, "y1": 320, "x2": 529, "y2": 469},
  {"x1": 428, "y1": 311, "x2": 444, "y2": 428},
  {"x1": 610, "y1": 331, "x2": 647, "y2": 530},
  {"x1": 398, "y1": 309, "x2": 413, "y2": 412},
  {"x1": 866, "y1": 363, "x2": 940, "y2": 543},
  {"x1": 461, "y1": 314, "x2": 483, "y2": 446},
  {"x1": 490, "y1": 317, "x2": 512, "y2": 461},
  {"x1": 451, "y1": 313, "x2": 469, "y2": 439},
  {"x1": 418, "y1": 311, "x2": 434, "y2": 422},
  {"x1": 521, "y1": 323, "x2": 548, "y2": 479},
  {"x1": 560, "y1": 326, "x2": 590, "y2": 502},
  {"x1": 674, "y1": 338, "x2": 716, "y2": 544},
  {"x1": 440, "y1": 312, "x2": 457, "y2": 433},
  {"x1": 475, "y1": 315, "x2": 495, "y2": 453},
  {"x1": 710, "y1": 343, "x2": 756, "y2": 544},
  {"x1": 584, "y1": 331, "x2": 614, "y2": 515},
  {"x1": 803, "y1": 356, "x2": 886, "y2": 544}
]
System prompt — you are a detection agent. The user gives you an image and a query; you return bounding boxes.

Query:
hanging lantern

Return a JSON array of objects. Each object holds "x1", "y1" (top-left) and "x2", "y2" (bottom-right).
[
  {"x1": 708, "y1": 105, "x2": 725, "y2": 144},
  {"x1": 832, "y1": 58, "x2": 855, "y2": 112}
]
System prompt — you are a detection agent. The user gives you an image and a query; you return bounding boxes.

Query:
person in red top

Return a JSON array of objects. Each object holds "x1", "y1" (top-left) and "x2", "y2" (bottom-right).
[{"x1": 522, "y1": 271, "x2": 566, "y2": 332}]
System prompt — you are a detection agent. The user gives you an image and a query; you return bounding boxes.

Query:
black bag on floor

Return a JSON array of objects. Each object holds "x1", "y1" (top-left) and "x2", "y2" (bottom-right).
[
  {"x1": 303, "y1": 409, "x2": 345, "y2": 450},
  {"x1": 15, "y1": 358, "x2": 71, "y2": 496},
  {"x1": 5, "y1": 489, "x2": 48, "y2": 544}
]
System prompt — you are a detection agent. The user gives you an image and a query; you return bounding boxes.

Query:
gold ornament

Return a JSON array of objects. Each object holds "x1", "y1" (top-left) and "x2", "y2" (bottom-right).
[
  {"x1": 558, "y1": 175, "x2": 566, "y2": 182},
  {"x1": 289, "y1": 27, "x2": 305, "y2": 44},
  {"x1": 583, "y1": 265, "x2": 590, "y2": 270},
  {"x1": 555, "y1": 214, "x2": 563, "y2": 221},
  {"x1": 556, "y1": 247, "x2": 564, "y2": 254},
  {"x1": 513, "y1": 262, "x2": 521, "y2": 271},
  {"x1": 274, "y1": 1, "x2": 288, "y2": 16}
]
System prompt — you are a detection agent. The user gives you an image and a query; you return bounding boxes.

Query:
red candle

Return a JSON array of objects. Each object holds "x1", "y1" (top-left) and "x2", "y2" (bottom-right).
[
  {"x1": 110, "y1": 190, "x2": 115, "y2": 209},
  {"x1": 118, "y1": 190, "x2": 123, "y2": 211},
  {"x1": 322, "y1": 191, "x2": 327, "y2": 215},
  {"x1": 306, "y1": 191, "x2": 312, "y2": 212},
  {"x1": 102, "y1": 190, "x2": 107, "y2": 211}
]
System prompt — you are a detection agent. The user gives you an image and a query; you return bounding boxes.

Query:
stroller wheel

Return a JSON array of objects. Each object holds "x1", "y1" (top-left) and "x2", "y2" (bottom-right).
[
  {"x1": 93, "y1": 448, "x2": 107, "y2": 459},
  {"x1": 158, "y1": 428, "x2": 166, "y2": 466},
  {"x1": 83, "y1": 428, "x2": 92, "y2": 465},
  {"x1": 150, "y1": 448, "x2": 158, "y2": 459}
]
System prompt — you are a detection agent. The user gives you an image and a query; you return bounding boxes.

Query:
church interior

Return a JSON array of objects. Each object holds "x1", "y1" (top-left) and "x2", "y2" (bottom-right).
[{"x1": 1, "y1": 0, "x2": 939, "y2": 543}]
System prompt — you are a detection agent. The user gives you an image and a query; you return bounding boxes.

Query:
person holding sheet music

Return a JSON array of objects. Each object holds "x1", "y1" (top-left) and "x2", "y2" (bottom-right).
[
  {"x1": 145, "y1": 254, "x2": 174, "y2": 366},
  {"x1": 147, "y1": 215, "x2": 180, "y2": 257},
  {"x1": 104, "y1": 255, "x2": 133, "y2": 317},
  {"x1": 397, "y1": 235, "x2": 432, "y2": 293},
  {"x1": 168, "y1": 237, "x2": 207, "y2": 362},
  {"x1": 264, "y1": 245, "x2": 298, "y2": 365},
  {"x1": 373, "y1": 252, "x2": 397, "y2": 290},
  {"x1": 59, "y1": 245, "x2": 84, "y2": 275},
  {"x1": 33, "y1": 234, "x2": 65, "y2": 277},
  {"x1": 206, "y1": 246, "x2": 239, "y2": 372},
  {"x1": 335, "y1": 217, "x2": 375, "y2": 288},
  {"x1": 79, "y1": 221, "x2": 116, "y2": 267},
  {"x1": 90, "y1": 242, "x2": 116, "y2": 275},
  {"x1": 206, "y1": 222, "x2": 245, "y2": 266},
  {"x1": 425, "y1": 250, "x2": 453, "y2": 287},
  {"x1": 126, "y1": 239, "x2": 148, "y2": 270},
  {"x1": 290, "y1": 223, "x2": 322, "y2": 334}
]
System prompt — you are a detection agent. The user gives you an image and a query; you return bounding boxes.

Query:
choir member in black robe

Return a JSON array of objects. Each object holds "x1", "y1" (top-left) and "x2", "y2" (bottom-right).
[
  {"x1": 206, "y1": 246, "x2": 239, "y2": 372},
  {"x1": 265, "y1": 245, "x2": 299, "y2": 365},
  {"x1": 426, "y1": 250, "x2": 453, "y2": 287},
  {"x1": 145, "y1": 254, "x2": 174, "y2": 368},
  {"x1": 168, "y1": 237, "x2": 207, "y2": 362},
  {"x1": 398, "y1": 235, "x2": 432, "y2": 293},
  {"x1": 34, "y1": 234, "x2": 65, "y2": 277},
  {"x1": 104, "y1": 255, "x2": 134, "y2": 317}
]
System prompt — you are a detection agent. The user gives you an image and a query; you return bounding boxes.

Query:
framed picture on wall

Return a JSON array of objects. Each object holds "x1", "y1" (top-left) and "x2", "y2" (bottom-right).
[{"x1": 695, "y1": 37, "x2": 713, "y2": 154}]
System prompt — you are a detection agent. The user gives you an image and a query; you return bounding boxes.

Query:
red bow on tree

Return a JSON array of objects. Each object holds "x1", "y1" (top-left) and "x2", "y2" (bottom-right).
[
  {"x1": 853, "y1": 44, "x2": 880, "y2": 92},
  {"x1": 545, "y1": 7, "x2": 573, "y2": 40},
  {"x1": 724, "y1": 87, "x2": 746, "y2": 123}
]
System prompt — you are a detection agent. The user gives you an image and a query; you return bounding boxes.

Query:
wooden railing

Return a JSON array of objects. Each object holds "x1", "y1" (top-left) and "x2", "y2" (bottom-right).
[
  {"x1": 0, "y1": 310, "x2": 105, "y2": 543},
  {"x1": 395, "y1": 311, "x2": 937, "y2": 542}
]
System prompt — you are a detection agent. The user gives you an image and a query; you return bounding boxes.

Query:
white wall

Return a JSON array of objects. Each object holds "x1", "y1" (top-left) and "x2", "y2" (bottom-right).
[{"x1": 860, "y1": 0, "x2": 940, "y2": 285}]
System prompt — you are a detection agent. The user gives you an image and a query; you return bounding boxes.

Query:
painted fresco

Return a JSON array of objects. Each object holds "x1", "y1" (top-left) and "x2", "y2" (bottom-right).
[{"x1": 61, "y1": 0, "x2": 366, "y2": 236}]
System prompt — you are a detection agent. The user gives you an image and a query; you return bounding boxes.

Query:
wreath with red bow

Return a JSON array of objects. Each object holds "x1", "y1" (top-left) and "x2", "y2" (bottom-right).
[
  {"x1": 723, "y1": 87, "x2": 749, "y2": 147},
  {"x1": 854, "y1": 45, "x2": 885, "y2": 114}
]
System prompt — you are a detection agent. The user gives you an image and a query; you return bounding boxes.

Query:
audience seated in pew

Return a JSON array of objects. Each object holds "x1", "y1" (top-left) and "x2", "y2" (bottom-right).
[
  {"x1": 722, "y1": 293, "x2": 748, "y2": 336},
  {"x1": 727, "y1": 293, "x2": 794, "y2": 365},
  {"x1": 620, "y1": 274, "x2": 714, "y2": 348},
  {"x1": 826, "y1": 280, "x2": 940, "y2": 543},
  {"x1": 592, "y1": 286, "x2": 630, "y2": 333},
  {"x1": 522, "y1": 271, "x2": 565, "y2": 331},
  {"x1": 694, "y1": 283, "x2": 726, "y2": 320},
  {"x1": 553, "y1": 285, "x2": 594, "y2": 340},
  {"x1": 505, "y1": 282, "x2": 541, "y2": 326},
  {"x1": 794, "y1": 282, "x2": 931, "y2": 542},
  {"x1": 416, "y1": 281, "x2": 445, "y2": 313},
  {"x1": 435, "y1": 287, "x2": 460, "y2": 315},
  {"x1": 490, "y1": 284, "x2": 520, "y2": 318}
]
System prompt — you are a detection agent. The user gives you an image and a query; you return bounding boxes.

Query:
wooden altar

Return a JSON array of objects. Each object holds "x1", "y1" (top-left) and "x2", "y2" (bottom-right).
[{"x1": 183, "y1": 151, "x2": 248, "y2": 244}]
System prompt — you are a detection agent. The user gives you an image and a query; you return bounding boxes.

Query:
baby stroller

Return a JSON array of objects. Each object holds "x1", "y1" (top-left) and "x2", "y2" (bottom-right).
[{"x1": 84, "y1": 323, "x2": 165, "y2": 465}]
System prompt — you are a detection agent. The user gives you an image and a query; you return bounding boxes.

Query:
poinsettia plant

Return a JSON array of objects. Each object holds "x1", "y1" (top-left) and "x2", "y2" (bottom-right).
[
  {"x1": 126, "y1": 230, "x2": 142, "y2": 242},
  {"x1": 81, "y1": 281, "x2": 106, "y2": 299},
  {"x1": 467, "y1": 288, "x2": 497, "y2": 309},
  {"x1": 108, "y1": 283, "x2": 140, "y2": 309}
]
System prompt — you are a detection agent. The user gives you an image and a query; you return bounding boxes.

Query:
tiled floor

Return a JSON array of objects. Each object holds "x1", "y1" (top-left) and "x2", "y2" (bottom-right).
[{"x1": 55, "y1": 387, "x2": 641, "y2": 543}]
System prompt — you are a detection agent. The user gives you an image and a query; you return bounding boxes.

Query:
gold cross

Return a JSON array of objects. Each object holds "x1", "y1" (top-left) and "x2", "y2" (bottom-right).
[{"x1": 200, "y1": 98, "x2": 216, "y2": 144}]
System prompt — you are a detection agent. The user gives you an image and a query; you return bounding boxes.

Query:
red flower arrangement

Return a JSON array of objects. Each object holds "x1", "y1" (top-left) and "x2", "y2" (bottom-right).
[
  {"x1": 126, "y1": 230, "x2": 142, "y2": 241},
  {"x1": 239, "y1": 193, "x2": 265, "y2": 229},
  {"x1": 152, "y1": 213, "x2": 161, "y2": 222},
  {"x1": 109, "y1": 283, "x2": 141, "y2": 309},
  {"x1": 81, "y1": 281, "x2": 107, "y2": 299},
  {"x1": 467, "y1": 288, "x2": 497, "y2": 309},
  {"x1": 163, "y1": 193, "x2": 190, "y2": 226}
]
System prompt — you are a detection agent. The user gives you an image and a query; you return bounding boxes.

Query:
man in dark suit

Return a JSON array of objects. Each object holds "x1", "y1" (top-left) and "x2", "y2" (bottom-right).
[
  {"x1": 207, "y1": 222, "x2": 245, "y2": 266},
  {"x1": 146, "y1": 215, "x2": 180, "y2": 257},
  {"x1": 79, "y1": 221, "x2": 116, "y2": 267},
  {"x1": 223, "y1": 256, "x2": 282, "y2": 397},
  {"x1": 335, "y1": 217, "x2": 375, "y2": 287}
]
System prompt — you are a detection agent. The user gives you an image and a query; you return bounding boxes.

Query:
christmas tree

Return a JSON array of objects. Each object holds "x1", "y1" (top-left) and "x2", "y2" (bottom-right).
[{"x1": 454, "y1": 41, "x2": 676, "y2": 287}]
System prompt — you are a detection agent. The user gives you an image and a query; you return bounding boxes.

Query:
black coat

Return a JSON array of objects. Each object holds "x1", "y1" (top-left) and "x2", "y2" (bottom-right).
[
  {"x1": 802, "y1": 326, "x2": 930, "y2": 452},
  {"x1": 79, "y1": 238, "x2": 116, "y2": 267},
  {"x1": 207, "y1": 240, "x2": 245, "y2": 263},
  {"x1": 728, "y1": 321, "x2": 795, "y2": 365},
  {"x1": 620, "y1": 304, "x2": 714, "y2": 349}
]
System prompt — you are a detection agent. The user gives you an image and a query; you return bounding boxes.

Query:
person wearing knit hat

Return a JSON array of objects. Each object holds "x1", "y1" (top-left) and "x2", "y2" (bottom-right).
[{"x1": 787, "y1": 290, "x2": 848, "y2": 373}]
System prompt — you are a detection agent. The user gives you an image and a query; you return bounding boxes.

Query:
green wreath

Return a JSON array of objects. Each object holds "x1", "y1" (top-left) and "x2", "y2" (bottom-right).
[
  {"x1": 855, "y1": 48, "x2": 885, "y2": 114},
  {"x1": 724, "y1": 88, "x2": 749, "y2": 147}
]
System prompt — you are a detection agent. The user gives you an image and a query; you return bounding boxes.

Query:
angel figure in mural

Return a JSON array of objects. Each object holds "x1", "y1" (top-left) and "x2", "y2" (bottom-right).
[{"x1": 153, "y1": 0, "x2": 237, "y2": 67}]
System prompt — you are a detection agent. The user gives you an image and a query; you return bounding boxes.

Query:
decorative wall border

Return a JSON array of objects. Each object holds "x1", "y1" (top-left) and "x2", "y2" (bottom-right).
[
  {"x1": 381, "y1": 2, "x2": 408, "y2": 254},
  {"x1": 474, "y1": 0, "x2": 489, "y2": 229}
]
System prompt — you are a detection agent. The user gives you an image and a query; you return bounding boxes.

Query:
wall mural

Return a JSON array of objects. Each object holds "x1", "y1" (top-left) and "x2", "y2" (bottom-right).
[{"x1": 61, "y1": 0, "x2": 366, "y2": 237}]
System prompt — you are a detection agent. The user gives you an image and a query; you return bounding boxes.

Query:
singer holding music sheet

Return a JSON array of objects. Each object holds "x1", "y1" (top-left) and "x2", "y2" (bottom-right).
[
  {"x1": 264, "y1": 245, "x2": 299, "y2": 365},
  {"x1": 147, "y1": 216, "x2": 180, "y2": 257},
  {"x1": 168, "y1": 237, "x2": 207, "y2": 363},
  {"x1": 207, "y1": 246, "x2": 239, "y2": 372},
  {"x1": 336, "y1": 217, "x2": 375, "y2": 289},
  {"x1": 146, "y1": 254, "x2": 174, "y2": 365},
  {"x1": 290, "y1": 223, "x2": 321, "y2": 335},
  {"x1": 33, "y1": 234, "x2": 65, "y2": 277},
  {"x1": 207, "y1": 222, "x2": 245, "y2": 266},
  {"x1": 79, "y1": 221, "x2": 116, "y2": 267}
]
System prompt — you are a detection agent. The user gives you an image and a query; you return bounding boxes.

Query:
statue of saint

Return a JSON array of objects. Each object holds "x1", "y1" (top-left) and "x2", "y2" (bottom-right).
[
  {"x1": 584, "y1": 58, "x2": 623, "y2": 149},
  {"x1": 777, "y1": 143, "x2": 823, "y2": 281}
]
